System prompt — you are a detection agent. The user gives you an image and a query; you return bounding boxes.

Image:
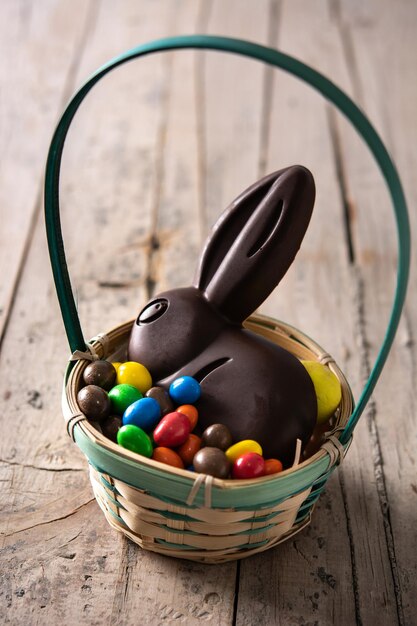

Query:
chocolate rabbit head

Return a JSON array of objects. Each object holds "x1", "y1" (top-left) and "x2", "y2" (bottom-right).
[{"x1": 128, "y1": 165, "x2": 318, "y2": 465}]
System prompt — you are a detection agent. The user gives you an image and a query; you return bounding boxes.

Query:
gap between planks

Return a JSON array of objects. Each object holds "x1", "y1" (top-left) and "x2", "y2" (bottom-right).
[
  {"x1": 0, "y1": 0, "x2": 101, "y2": 351},
  {"x1": 330, "y1": 0, "x2": 406, "y2": 622}
]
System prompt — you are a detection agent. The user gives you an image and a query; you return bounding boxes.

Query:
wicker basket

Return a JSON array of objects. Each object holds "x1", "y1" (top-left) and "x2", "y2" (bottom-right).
[
  {"x1": 45, "y1": 36, "x2": 410, "y2": 564},
  {"x1": 63, "y1": 315, "x2": 352, "y2": 563}
]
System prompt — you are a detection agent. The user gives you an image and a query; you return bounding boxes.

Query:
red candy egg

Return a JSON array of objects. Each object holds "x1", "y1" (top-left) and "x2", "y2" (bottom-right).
[
  {"x1": 232, "y1": 452, "x2": 265, "y2": 479},
  {"x1": 177, "y1": 434, "x2": 202, "y2": 466},
  {"x1": 153, "y1": 411, "x2": 191, "y2": 448}
]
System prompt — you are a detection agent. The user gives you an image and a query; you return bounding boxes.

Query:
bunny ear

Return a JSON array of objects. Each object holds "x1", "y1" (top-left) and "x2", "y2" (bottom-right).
[{"x1": 193, "y1": 165, "x2": 315, "y2": 324}]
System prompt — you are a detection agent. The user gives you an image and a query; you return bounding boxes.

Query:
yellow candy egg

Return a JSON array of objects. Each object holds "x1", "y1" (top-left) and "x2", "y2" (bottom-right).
[
  {"x1": 301, "y1": 360, "x2": 342, "y2": 424},
  {"x1": 225, "y1": 440, "x2": 263, "y2": 463},
  {"x1": 116, "y1": 361, "x2": 152, "y2": 394}
]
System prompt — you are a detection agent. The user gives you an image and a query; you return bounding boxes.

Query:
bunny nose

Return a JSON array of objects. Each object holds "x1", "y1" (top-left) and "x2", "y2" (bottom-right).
[{"x1": 137, "y1": 298, "x2": 169, "y2": 324}]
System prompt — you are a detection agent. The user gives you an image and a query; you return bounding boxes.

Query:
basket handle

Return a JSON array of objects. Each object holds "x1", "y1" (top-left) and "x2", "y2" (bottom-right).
[{"x1": 44, "y1": 35, "x2": 410, "y2": 444}]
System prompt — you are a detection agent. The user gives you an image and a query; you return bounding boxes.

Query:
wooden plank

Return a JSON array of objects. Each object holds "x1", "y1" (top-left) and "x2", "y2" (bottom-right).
[
  {"x1": 201, "y1": 0, "x2": 274, "y2": 231},
  {"x1": 1, "y1": 1, "x2": 414, "y2": 625},
  {"x1": 192, "y1": 1, "x2": 357, "y2": 624},
  {"x1": 330, "y1": 1, "x2": 417, "y2": 624},
  {"x1": 234, "y1": 2, "x2": 358, "y2": 624},
  {"x1": 235, "y1": 0, "x2": 403, "y2": 624},
  {"x1": 149, "y1": 0, "x2": 273, "y2": 617},
  {"x1": 0, "y1": 0, "x2": 97, "y2": 343},
  {"x1": 0, "y1": 1, "x2": 235, "y2": 624}
]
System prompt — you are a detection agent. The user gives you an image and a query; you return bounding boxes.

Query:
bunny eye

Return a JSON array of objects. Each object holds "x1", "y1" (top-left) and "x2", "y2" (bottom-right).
[{"x1": 137, "y1": 299, "x2": 169, "y2": 325}]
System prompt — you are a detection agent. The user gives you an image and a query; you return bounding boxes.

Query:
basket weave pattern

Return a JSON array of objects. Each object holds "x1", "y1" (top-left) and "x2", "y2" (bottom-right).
[
  {"x1": 44, "y1": 36, "x2": 409, "y2": 564},
  {"x1": 64, "y1": 314, "x2": 353, "y2": 563}
]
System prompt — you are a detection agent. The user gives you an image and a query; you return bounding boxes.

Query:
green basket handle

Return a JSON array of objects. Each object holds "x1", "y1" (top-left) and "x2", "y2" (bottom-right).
[{"x1": 44, "y1": 35, "x2": 410, "y2": 445}]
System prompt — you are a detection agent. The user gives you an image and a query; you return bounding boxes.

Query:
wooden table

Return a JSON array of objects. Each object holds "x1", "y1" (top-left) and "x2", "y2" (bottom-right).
[{"x1": 1, "y1": 1, "x2": 415, "y2": 624}]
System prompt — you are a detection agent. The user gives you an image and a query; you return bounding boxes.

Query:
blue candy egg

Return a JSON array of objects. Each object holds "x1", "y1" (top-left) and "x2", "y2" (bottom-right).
[
  {"x1": 169, "y1": 376, "x2": 201, "y2": 404},
  {"x1": 122, "y1": 397, "x2": 161, "y2": 432}
]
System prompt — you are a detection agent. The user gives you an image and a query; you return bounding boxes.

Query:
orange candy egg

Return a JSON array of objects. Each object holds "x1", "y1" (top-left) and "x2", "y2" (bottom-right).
[
  {"x1": 152, "y1": 447, "x2": 184, "y2": 469},
  {"x1": 263, "y1": 458, "x2": 283, "y2": 475},
  {"x1": 177, "y1": 434, "x2": 202, "y2": 466},
  {"x1": 176, "y1": 404, "x2": 198, "y2": 431}
]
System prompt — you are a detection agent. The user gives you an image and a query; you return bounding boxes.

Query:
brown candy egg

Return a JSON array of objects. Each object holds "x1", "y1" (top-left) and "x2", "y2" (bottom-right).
[
  {"x1": 145, "y1": 386, "x2": 174, "y2": 416},
  {"x1": 77, "y1": 385, "x2": 111, "y2": 422},
  {"x1": 193, "y1": 447, "x2": 231, "y2": 479},
  {"x1": 101, "y1": 415, "x2": 122, "y2": 442},
  {"x1": 202, "y1": 423, "x2": 233, "y2": 451},
  {"x1": 83, "y1": 360, "x2": 117, "y2": 391}
]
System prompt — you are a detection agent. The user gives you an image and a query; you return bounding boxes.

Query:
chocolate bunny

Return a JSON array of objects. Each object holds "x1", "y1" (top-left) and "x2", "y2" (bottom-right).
[{"x1": 129, "y1": 165, "x2": 317, "y2": 466}]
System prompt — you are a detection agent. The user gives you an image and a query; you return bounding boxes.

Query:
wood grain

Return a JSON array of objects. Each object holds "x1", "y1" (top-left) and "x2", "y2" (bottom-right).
[
  {"x1": 236, "y1": 2, "x2": 361, "y2": 623},
  {"x1": 0, "y1": 1, "x2": 415, "y2": 625},
  {"x1": 1, "y1": 1, "x2": 236, "y2": 624},
  {"x1": 0, "y1": 0, "x2": 98, "y2": 343},
  {"x1": 330, "y1": 2, "x2": 417, "y2": 624}
]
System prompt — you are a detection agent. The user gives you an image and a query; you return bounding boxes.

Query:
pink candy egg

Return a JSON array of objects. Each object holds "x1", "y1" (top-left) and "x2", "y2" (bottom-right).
[
  {"x1": 232, "y1": 452, "x2": 265, "y2": 479},
  {"x1": 153, "y1": 411, "x2": 191, "y2": 448}
]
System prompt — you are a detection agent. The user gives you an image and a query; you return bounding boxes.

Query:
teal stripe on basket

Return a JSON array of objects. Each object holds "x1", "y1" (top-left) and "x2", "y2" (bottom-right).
[
  {"x1": 103, "y1": 504, "x2": 126, "y2": 527},
  {"x1": 99, "y1": 480, "x2": 296, "y2": 532},
  {"x1": 99, "y1": 497, "x2": 294, "y2": 524},
  {"x1": 156, "y1": 522, "x2": 277, "y2": 538},
  {"x1": 295, "y1": 509, "x2": 312, "y2": 524},
  {"x1": 98, "y1": 476, "x2": 127, "y2": 511},
  {"x1": 152, "y1": 522, "x2": 277, "y2": 539},
  {"x1": 75, "y1": 427, "x2": 332, "y2": 509},
  {"x1": 154, "y1": 540, "x2": 201, "y2": 551},
  {"x1": 155, "y1": 510, "x2": 198, "y2": 522},
  {"x1": 241, "y1": 510, "x2": 288, "y2": 523},
  {"x1": 298, "y1": 493, "x2": 321, "y2": 513},
  {"x1": 99, "y1": 473, "x2": 121, "y2": 495},
  {"x1": 157, "y1": 508, "x2": 286, "y2": 524}
]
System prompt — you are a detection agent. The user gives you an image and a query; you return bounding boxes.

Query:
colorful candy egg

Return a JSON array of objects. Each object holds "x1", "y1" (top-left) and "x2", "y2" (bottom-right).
[
  {"x1": 202, "y1": 423, "x2": 233, "y2": 450},
  {"x1": 176, "y1": 404, "x2": 199, "y2": 431},
  {"x1": 145, "y1": 386, "x2": 174, "y2": 416},
  {"x1": 232, "y1": 453, "x2": 265, "y2": 479},
  {"x1": 301, "y1": 360, "x2": 342, "y2": 424},
  {"x1": 169, "y1": 376, "x2": 201, "y2": 405},
  {"x1": 117, "y1": 361, "x2": 152, "y2": 394},
  {"x1": 108, "y1": 384, "x2": 143, "y2": 415},
  {"x1": 152, "y1": 447, "x2": 184, "y2": 469},
  {"x1": 263, "y1": 458, "x2": 283, "y2": 475},
  {"x1": 153, "y1": 411, "x2": 191, "y2": 447},
  {"x1": 177, "y1": 434, "x2": 202, "y2": 466},
  {"x1": 83, "y1": 360, "x2": 117, "y2": 390},
  {"x1": 193, "y1": 447, "x2": 231, "y2": 479},
  {"x1": 225, "y1": 440, "x2": 263, "y2": 463},
  {"x1": 122, "y1": 397, "x2": 161, "y2": 432},
  {"x1": 77, "y1": 385, "x2": 111, "y2": 422},
  {"x1": 117, "y1": 424, "x2": 153, "y2": 457}
]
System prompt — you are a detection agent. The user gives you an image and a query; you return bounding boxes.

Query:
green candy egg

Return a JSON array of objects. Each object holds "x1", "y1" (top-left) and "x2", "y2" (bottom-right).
[
  {"x1": 117, "y1": 424, "x2": 153, "y2": 457},
  {"x1": 109, "y1": 384, "x2": 143, "y2": 415}
]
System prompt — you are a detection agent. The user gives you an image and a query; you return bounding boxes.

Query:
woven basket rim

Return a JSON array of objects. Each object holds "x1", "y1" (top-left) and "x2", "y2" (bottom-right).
[{"x1": 65, "y1": 313, "x2": 353, "y2": 491}]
